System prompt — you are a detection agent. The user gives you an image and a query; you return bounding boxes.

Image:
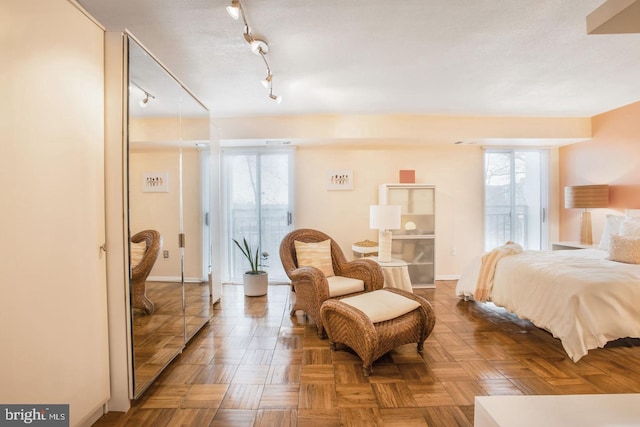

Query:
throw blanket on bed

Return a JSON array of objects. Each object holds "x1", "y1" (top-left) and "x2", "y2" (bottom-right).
[{"x1": 474, "y1": 241, "x2": 523, "y2": 302}]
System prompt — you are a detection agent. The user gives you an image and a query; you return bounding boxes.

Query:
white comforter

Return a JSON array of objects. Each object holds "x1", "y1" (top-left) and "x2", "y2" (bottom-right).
[{"x1": 456, "y1": 249, "x2": 640, "y2": 362}]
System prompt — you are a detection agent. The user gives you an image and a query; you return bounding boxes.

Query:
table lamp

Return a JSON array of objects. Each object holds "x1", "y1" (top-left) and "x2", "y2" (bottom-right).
[
  {"x1": 564, "y1": 184, "x2": 609, "y2": 245},
  {"x1": 370, "y1": 205, "x2": 401, "y2": 262}
]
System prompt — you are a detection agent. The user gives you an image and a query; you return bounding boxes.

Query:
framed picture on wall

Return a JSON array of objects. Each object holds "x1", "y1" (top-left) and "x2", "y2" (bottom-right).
[
  {"x1": 327, "y1": 169, "x2": 353, "y2": 190},
  {"x1": 142, "y1": 172, "x2": 169, "y2": 193}
]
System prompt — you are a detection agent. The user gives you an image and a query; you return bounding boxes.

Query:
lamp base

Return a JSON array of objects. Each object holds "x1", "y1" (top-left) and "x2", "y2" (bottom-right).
[
  {"x1": 378, "y1": 230, "x2": 392, "y2": 262},
  {"x1": 580, "y1": 210, "x2": 593, "y2": 245}
]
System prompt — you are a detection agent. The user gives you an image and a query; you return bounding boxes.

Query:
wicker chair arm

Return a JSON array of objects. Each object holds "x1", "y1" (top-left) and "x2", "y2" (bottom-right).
[
  {"x1": 336, "y1": 258, "x2": 384, "y2": 292},
  {"x1": 130, "y1": 230, "x2": 161, "y2": 281},
  {"x1": 288, "y1": 266, "x2": 331, "y2": 300}
]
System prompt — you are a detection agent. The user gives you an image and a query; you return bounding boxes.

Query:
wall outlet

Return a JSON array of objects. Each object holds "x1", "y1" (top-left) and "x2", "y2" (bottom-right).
[
  {"x1": 163, "y1": 250, "x2": 169, "y2": 258},
  {"x1": 450, "y1": 247, "x2": 456, "y2": 256}
]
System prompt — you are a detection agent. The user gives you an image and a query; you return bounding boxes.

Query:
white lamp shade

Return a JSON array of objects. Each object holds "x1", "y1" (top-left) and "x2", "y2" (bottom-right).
[{"x1": 370, "y1": 205, "x2": 401, "y2": 230}]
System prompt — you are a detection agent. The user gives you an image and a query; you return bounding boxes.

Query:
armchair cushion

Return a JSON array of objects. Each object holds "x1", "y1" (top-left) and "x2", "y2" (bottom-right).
[
  {"x1": 294, "y1": 239, "x2": 335, "y2": 277},
  {"x1": 327, "y1": 275, "x2": 365, "y2": 297}
]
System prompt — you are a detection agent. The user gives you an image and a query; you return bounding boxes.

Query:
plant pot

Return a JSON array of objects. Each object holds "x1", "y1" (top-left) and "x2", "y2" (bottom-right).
[{"x1": 243, "y1": 271, "x2": 268, "y2": 296}]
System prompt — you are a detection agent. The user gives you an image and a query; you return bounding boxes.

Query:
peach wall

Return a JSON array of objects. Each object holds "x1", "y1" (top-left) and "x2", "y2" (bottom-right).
[{"x1": 559, "y1": 101, "x2": 640, "y2": 242}]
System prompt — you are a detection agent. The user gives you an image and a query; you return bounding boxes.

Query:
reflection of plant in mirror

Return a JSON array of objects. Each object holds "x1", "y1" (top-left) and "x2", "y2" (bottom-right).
[{"x1": 233, "y1": 237, "x2": 269, "y2": 274}]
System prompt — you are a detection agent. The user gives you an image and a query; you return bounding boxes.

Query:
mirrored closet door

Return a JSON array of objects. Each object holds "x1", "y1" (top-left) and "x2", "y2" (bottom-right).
[{"x1": 126, "y1": 35, "x2": 212, "y2": 398}]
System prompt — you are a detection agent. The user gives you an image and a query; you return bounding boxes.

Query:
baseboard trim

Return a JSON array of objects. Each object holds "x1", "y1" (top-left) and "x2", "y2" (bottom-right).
[
  {"x1": 79, "y1": 400, "x2": 110, "y2": 427},
  {"x1": 147, "y1": 276, "x2": 205, "y2": 283},
  {"x1": 436, "y1": 275, "x2": 461, "y2": 280}
]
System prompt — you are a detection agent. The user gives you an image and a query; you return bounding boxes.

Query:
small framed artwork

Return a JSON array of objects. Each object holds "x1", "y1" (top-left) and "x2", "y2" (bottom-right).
[
  {"x1": 142, "y1": 172, "x2": 169, "y2": 193},
  {"x1": 327, "y1": 169, "x2": 353, "y2": 190}
]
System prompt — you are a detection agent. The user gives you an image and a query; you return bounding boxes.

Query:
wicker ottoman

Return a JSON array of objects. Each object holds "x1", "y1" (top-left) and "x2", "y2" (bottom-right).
[{"x1": 320, "y1": 288, "x2": 436, "y2": 376}]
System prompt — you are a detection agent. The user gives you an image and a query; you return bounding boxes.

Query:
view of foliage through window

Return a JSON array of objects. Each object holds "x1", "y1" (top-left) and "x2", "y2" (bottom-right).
[{"x1": 484, "y1": 149, "x2": 546, "y2": 251}]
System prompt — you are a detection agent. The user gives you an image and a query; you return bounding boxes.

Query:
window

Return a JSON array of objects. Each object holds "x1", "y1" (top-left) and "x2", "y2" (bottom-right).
[
  {"x1": 221, "y1": 148, "x2": 295, "y2": 282},
  {"x1": 484, "y1": 149, "x2": 548, "y2": 251}
]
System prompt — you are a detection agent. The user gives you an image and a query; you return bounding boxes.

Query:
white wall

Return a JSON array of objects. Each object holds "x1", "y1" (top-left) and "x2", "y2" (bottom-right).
[
  {"x1": 295, "y1": 143, "x2": 485, "y2": 276},
  {"x1": 214, "y1": 114, "x2": 568, "y2": 276},
  {"x1": 0, "y1": 1, "x2": 110, "y2": 425},
  {"x1": 129, "y1": 147, "x2": 203, "y2": 281}
]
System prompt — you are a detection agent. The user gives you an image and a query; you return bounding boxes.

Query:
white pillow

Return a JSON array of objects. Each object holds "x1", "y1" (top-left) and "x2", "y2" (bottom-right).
[
  {"x1": 625, "y1": 209, "x2": 640, "y2": 220},
  {"x1": 620, "y1": 217, "x2": 640, "y2": 238},
  {"x1": 130, "y1": 241, "x2": 147, "y2": 267},
  {"x1": 599, "y1": 214, "x2": 624, "y2": 251},
  {"x1": 294, "y1": 239, "x2": 335, "y2": 277},
  {"x1": 609, "y1": 234, "x2": 640, "y2": 264}
]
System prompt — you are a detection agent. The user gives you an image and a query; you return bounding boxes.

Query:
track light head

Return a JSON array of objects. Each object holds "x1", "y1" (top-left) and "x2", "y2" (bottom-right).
[
  {"x1": 138, "y1": 92, "x2": 155, "y2": 108},
  {"x1": 243, "y1": 27, "x2": 253, "y2": 44},
  {"x1": 226, "y1": 0, "x2": 240, "y2": 20},
  {"x1": 261, "y1": 73, "x2": 272, "y2": 88},
  {"x1": 250, "y1": 39, "x2": 269, "y2": 55},
  {"x1": 269, "y1": 93, "x2": 282, "y2": 104}
]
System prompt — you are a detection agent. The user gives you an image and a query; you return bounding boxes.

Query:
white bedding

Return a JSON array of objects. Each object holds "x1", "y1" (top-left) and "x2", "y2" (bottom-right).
[{"x1": 456, "y1": 248, "x2": 640, "y2": 361}]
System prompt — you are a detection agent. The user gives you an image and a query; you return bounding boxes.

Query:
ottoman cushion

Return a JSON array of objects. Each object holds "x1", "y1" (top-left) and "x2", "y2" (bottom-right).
[{"x1": 339, "y1": 289, "x2": 421, "y2": 323}]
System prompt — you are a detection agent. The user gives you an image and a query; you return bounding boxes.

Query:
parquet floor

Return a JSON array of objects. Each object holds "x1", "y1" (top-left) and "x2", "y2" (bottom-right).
[{"x1": 94, "y1": 280, "x2": 640, "y2": 426}]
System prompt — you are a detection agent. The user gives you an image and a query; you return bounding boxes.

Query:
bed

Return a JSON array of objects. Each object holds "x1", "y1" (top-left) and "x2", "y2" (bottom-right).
[{"x1": 456, "y1": 246, "x2": 640, "y2": 362}]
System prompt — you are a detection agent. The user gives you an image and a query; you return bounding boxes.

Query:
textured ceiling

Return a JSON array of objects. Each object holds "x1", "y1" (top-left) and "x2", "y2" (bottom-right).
[{"x1": 77, "y1": 0, "x2": 640, "y2": 119}]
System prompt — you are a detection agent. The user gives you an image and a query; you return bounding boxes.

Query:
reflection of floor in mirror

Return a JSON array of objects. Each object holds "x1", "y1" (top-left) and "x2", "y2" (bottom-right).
[
  {"x1": 132, "y1": 281, "x2": 211, "y2": 394},
  {"x1": 185, "y1": 281, "x2": 213, "y2": 340},
  {"x1": 94, "y1": 281, "x2": 640, "y2": 427}
]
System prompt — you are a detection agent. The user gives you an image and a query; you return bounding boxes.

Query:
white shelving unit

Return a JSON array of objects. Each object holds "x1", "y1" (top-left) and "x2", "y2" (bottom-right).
[{"x1": 379, "y1": 184, "x2": 436, "y2": 288}]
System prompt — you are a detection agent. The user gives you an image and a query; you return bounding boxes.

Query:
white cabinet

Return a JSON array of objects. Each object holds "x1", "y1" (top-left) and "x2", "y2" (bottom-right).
[{"x1": 379, "y1": 184, "x2": 435, "y2": 288}]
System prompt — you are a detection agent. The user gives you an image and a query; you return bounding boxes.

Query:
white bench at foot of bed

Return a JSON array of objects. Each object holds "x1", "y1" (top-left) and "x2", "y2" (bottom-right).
[{"x1": 474, "y1": 394, "x2": 640, "y2": 427}]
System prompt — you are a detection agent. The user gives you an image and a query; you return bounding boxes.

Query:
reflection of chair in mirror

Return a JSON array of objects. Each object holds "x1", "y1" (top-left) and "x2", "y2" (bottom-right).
[
  {"x1": 280, "y1": 228, "x2": 384, "y2": 338},
  {"x1": 131, "y1": 230, "x2": 162, "y2": 315}
]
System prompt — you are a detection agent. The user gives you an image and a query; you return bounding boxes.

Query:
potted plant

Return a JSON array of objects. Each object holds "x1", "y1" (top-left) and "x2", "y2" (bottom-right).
[{"x1": 233, "y1": 236, "x2": 269, "y2": 296}]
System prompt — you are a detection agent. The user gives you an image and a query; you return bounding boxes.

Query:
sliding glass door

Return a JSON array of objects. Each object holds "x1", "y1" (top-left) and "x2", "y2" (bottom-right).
[
  {"x1": 222, "y1": 148, "x2": 295, "y2": 283},
  {"x1": 484, "y1": 149, "x2": 548, "y2": 251}
]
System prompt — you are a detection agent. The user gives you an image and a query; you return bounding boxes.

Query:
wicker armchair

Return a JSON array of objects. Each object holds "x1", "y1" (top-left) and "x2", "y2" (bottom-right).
[
  {"x1": 131, "y1": 230, "x2": 162, "y2": 315},
  {"x1": 280, "y1": 228, "x2": 384, "y2": 337}
]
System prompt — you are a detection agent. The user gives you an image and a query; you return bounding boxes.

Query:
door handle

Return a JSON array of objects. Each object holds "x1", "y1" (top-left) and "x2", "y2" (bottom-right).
[{"x1": 287, "y1": 211, "x2": 292, "y2": 226}]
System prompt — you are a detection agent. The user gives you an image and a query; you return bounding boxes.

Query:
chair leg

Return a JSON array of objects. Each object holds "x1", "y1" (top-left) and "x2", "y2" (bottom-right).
[
  {"x1": 135, "y1": 295, "x2": 154, "y2": 315},
  {"x1": 132, "y1": 279, "x2": 154, "y2": 315},
  {"x1": 363, "y1": 365, "x2": 372, "y2": 377}
]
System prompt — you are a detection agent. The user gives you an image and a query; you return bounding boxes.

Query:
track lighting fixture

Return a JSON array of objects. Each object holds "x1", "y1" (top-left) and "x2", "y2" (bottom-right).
[{"x1": 226, "y1": 0, "x2": 282, "y2": 104}]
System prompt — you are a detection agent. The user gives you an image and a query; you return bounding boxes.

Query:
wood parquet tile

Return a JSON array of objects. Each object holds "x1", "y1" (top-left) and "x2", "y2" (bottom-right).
[{"x1": 94, "y1": 280, "x2": 640, "y2": 426}]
